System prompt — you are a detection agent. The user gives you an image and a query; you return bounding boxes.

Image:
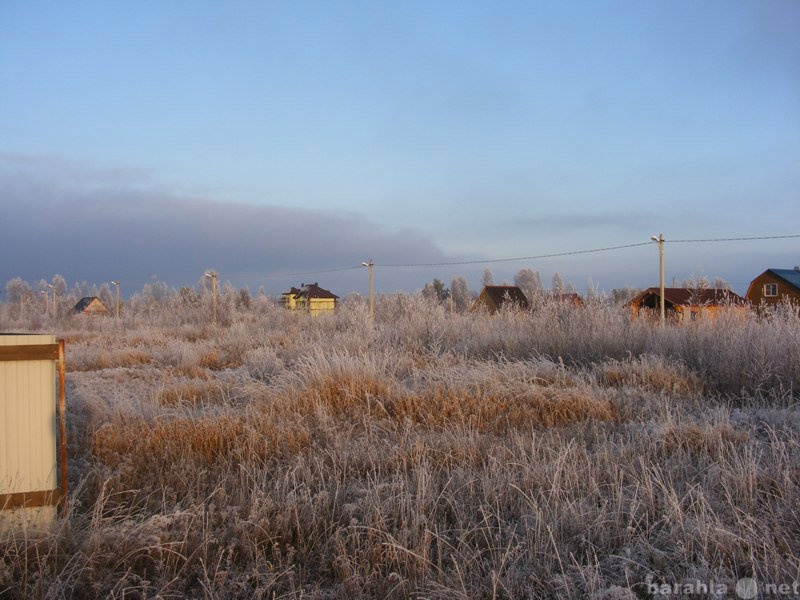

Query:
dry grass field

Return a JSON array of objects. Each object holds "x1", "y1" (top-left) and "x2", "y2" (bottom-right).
[{"x1": 2, "y1": 295, "x2": 799, "y2": 598}]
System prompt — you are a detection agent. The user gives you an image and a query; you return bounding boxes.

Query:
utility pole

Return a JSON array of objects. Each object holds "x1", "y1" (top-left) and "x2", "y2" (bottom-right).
[
  {"x1": 110, "y1": 281, "x2": 121, "y2": 319},
  {"x1": 650, "y1": 234, "x2": 665, "y2": 322},
  {"x1": 361, "y1": 259, "x2": 374, "y2": 322},
  {"x1": 205, "y1": 271, "x2": 218, "y2": 325}
]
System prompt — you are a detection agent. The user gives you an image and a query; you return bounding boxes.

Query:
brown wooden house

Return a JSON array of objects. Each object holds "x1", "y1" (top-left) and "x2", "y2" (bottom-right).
[
  {"x1": 73, "y1": 296, "x2": 110, "y2": 317},
  {"x1": 745, "y1": 268, "x2": 800, "y2": 309},
  {"x1": 628, "y1": 287, "x2": 746, "y2": 321},
  {"x1": 471, "y1": 285, "x2": 529, "y2": 314}
]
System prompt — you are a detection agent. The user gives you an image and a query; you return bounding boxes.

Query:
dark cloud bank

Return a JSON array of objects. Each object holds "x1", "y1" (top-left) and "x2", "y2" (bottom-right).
[{"x1": 0, "y1": 158, "x2": 452, "y2": 294}]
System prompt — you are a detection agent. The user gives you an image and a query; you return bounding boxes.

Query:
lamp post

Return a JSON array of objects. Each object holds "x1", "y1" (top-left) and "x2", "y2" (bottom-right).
[
  {"x1": 650, "y1": 234, "x2": 665, "y2": 322},
  {"x1": 205, "y1": 271, "x2": 218, "y2": 325},
  {"x1": 361, "y1": 259, "x2": 374, "y2": 322},
  {"x1": 110, "y1": 281, "x2": 121, "y2": 319}
]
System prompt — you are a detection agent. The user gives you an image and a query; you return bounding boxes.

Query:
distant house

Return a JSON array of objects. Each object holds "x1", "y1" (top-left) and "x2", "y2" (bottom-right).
[
  {"x1": 281, "y1": 282, "x2": 339, "y2": 316},
  {"x1": 628, "y1": 287, "x2": 746, "y2": 321},
  {"x1": 548, "y1": 292, "x2": 584, "y2": 307},
  {"x1": 745, "y1": 268, "x2": 800, "y2": 309},
  {"x1": 73, "y1": 296, "x2": 110, "y2": 317},
  {"x1": 471, "y1": 285, "x2": 529, "y2": 314}
]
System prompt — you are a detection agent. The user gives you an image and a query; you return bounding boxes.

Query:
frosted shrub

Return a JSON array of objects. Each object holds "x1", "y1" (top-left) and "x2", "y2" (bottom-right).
[{"x1": 242, "y1": 345, "x2": 284, "y2": 381}]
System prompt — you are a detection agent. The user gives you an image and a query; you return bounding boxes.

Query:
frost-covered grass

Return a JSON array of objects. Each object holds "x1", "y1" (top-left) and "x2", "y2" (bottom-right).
[{"x1": 1, "y1": 298, "x2": 799, "y2": 598}]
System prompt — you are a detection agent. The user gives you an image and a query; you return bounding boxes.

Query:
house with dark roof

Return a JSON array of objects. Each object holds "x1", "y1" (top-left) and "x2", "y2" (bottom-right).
[
  {"x1": 471, "y1": 285, "x2": 529, "y2": 314},
  {"x1": 73, "y1": 296, "x2": 110, "y2": 317},
  {"x1": 745, "y1": 268, "x2": 800, "y2": 310},
  {"x1": 281, "y1": 283, "x2": 339, "y2": 316},
  {"x1": 628, "y1": 288, "x2": 747, "y2": 321}
]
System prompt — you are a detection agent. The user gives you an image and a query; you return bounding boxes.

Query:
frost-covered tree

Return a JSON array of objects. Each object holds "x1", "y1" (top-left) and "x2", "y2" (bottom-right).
[
  {"x1": 5, "y1": 277, "x2": 31, "y2": 304},
  {"x1": 72, "y1": 280, "x2": 91, "y2": 299},
  {"x1": 98, "y1": 282, "x2": 114, "y2": 309},
  {"x1": 176, "y1": 286, "x2": 199, "y2": 308},
  {"x1": 682, "y1": 267, "x2": 709, "y2": 290},
  {"x1": 482, "y1": 268, "x2": 494, "y2": 287},
  {"x1": 450, "y1": 276, "x2": 472, "y2": 312},
  {"x1": 50, "y1": 274, "x2": 68, "y2": 316},
  {"x1": 551, "y1": 272, "x2": 564, "y2": 294},
  {"x1": 610, "y1": 286, "x2": 641, "y2": 305},
  {"x1": 711, "y1": 276, "x2": 732, "y2": 290},
  {"x1": 5, "y1": 277, "x2": 33, "y2": 319},
  {"x1": 514, "y1": 268, "x2": 543, "y2": 301},
  {"x1": 236, "y1": 287, "x2": 252, "y2": 309},
  {"x1": 422, "y1": 278, "x2": 448, "y2": 304},
  {"x1": 51, "y1": 274, "x2": 67, "y2": 297}
]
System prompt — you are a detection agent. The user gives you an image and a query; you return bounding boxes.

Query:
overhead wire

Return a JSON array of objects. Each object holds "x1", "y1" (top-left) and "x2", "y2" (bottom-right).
[
  {"x1": 379, "y1": 241, "x2": 653, "y2": 268},
  {"x1": 668, "y1": 234, "x2": 800, "y2": 243},
  {"x1": 230, "y1": 233, "x2": 799, "y2": 280}
]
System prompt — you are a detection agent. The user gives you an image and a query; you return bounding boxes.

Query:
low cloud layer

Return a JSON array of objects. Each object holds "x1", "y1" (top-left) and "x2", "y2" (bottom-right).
[{"x1": 0, "y1": 156, "x2": 451, "y2": 293}]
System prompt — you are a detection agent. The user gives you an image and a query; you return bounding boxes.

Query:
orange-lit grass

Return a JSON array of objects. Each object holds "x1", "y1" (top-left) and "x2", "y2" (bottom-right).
[
  {"x1": 277, "y1": 366, "x2": 616, "y2": 432},
  {"x1": 69, "y1": 349, "x2": 152, "y2": 372},
  {"x1": 92, "y1": 413, "x2": 312, "y2": 471},
  {"x1": 661, "y1": 423, "x2": 749, "y2": 455},
  {"x1": 597, "y1": 354, "x2": 703, "y2": 395},
  {"x1": 387, "y1": 386, "x2": 616, "y2": 431},
  {"x1": 155, "y1": 381, "x2": 228, "y2": 407}
]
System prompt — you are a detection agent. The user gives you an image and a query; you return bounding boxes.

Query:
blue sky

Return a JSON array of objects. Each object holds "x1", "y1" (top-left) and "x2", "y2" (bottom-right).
[{"x1": 1, "y1": 1, "x2": 798, "y2": 295}]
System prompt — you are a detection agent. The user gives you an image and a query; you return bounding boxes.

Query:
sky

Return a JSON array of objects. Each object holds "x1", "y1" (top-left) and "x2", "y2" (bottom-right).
[{"x1": 1, "y1": 0, "x2": 798, "y2": 296}]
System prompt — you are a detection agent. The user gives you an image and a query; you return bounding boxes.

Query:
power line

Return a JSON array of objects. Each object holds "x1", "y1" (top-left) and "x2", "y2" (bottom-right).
[
  {"x1": 229, "y1": 233, "x2": 799, "y2": 281},
  {"x1": 668, "y1": 234, "x2": 800, "y2": 243},
  {"x1": 231, "y1": 265, "x2": 362, "y2": 282},
  {"x1": 380, "y1": 233, "x2": 800, "y2": 268},
  {"x1": 379, "y1": 241, "x2": 653, "y2": 268}
]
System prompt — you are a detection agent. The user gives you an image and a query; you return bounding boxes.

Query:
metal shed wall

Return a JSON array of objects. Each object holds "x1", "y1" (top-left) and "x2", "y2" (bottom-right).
[{"x1": 0, "y1": 334, "x2": 58, "y2": 530}]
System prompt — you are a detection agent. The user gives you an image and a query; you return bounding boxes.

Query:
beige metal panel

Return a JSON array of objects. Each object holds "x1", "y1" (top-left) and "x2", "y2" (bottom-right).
[{"x1": 0, "y1": 335, "x2": 57, "y2": 497}]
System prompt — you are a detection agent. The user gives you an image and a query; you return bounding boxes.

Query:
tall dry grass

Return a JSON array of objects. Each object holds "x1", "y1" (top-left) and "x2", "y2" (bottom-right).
[{"x1": 1, "y1": 298, "x2": 799, "y2": 598}]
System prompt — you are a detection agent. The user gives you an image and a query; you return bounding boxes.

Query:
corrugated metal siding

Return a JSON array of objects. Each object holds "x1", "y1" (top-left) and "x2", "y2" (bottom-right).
[{"x1": 0, "y1": 335, "x2": 57, "y2": 497}]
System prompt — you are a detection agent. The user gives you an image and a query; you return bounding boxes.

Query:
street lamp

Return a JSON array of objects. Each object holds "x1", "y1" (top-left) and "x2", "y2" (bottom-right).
[
  {"x1": 651, "y1": 234, "x2": 665, "y2": 322},
  {"x1": 361, "y1": 259, "x2": 374, "y2": 323},
  {"x1": 204, "y1": 271, "x2": 218, "y2": 325},
  {"x1": 110, "y1": 281, "x2": 121, "y2": 319}
]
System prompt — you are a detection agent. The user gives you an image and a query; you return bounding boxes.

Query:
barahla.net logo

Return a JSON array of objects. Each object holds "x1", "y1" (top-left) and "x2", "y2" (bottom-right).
[{"x1": 645, "y1": 575, "x2": 800, "y2": 598}]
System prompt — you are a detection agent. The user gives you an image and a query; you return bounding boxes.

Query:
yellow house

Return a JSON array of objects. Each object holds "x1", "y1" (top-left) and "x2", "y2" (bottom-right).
[{"x1": 281, "y1": 283, "x2": 338, "y2": 316}]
